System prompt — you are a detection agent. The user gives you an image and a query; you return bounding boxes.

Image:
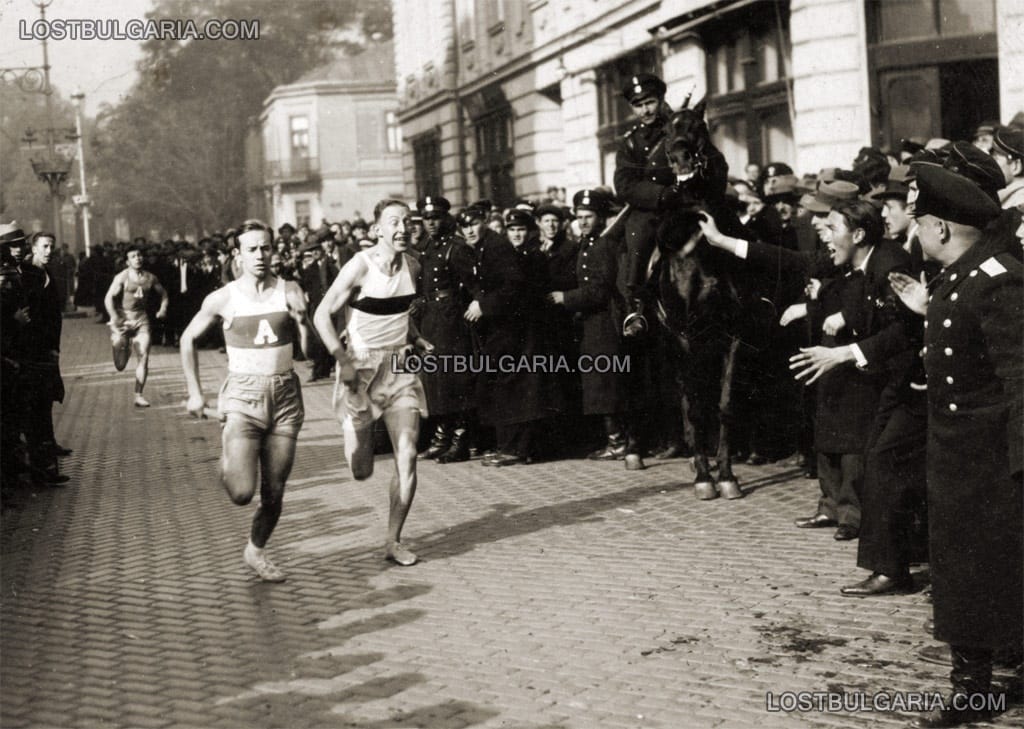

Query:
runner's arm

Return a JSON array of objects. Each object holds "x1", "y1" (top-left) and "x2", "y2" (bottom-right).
[
  {"x1": 180, "y1": 287, "x2": 227, "y2": 414},
  {"x1": 152, "y1": 277, "x2": 170, "y2": 319},
  {"x1": 104, "y1": 271, "x2": 126, "y2": 325},
  {"x1": 314, "y1": 254, "x2": 367, "y2": 365},
  {"x1": 284, "y1": 280, "x2": 312, "y2": 360}
]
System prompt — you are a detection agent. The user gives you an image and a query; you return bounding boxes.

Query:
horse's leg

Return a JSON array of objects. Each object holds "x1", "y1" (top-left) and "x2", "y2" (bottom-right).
[
  {"x1": 716, "y1": 338, "x2": 744, "y2": 500},
  {"x1": 682, "y1": 387, "x2": 717, "y2": 500}
]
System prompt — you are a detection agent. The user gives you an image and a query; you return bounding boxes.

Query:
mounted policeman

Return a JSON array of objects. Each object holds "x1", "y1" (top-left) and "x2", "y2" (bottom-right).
[{"x1": 612, "y1": 72, "x2": 676, "y2": 336}]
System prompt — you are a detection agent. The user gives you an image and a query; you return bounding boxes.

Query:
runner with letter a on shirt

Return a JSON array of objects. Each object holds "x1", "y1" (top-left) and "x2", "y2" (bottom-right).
[{"x1": 180, "y1": 220, "x2": 312, "y2": 582}]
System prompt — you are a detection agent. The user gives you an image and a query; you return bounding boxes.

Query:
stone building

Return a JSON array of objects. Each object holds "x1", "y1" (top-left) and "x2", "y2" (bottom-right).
[
  {"x1": 248, "y1": 41, "x2": 405, "y2": 228},
  {"x1": 391, "y1": 0, "x2": 1022, "y2": 207}
]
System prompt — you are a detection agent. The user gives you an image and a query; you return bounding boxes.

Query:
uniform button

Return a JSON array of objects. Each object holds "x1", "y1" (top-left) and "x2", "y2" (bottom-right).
[
  {"x1": 943, "y1": 319, "x2": 951, "y2": 328},
  {"x1": 583, "y1": 276, "x2": 589, "y2": 281},
  {"x1": 944, "y1": 347, "x2": 953, "y2": 356},
  {"x1": 969, "y1": 270, "x2": 978, "y2": 277},
  {"x1": 922, "y1": 346, "x2": 927, "y2": 355},
  {"x1": 946, "y1": 376, "x2": 954, "y2": 384},
  {"x1": 948, "y1": 403, "x2": 957, "y2": 412},
  {"x1": 949, "y1": 273, "x2": 957, "y2": 281},
  {"x1": 924, "y1": 321, "x2": 928, "y2": 328},
  {"x1": 950, "y1": 293, "x2": 958, "y2": 301}
]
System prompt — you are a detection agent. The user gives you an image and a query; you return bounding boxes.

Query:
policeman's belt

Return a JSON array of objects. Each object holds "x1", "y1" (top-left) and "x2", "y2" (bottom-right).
[{"x1": 426, "y1": 289, "x2": 455, "y2": 301}]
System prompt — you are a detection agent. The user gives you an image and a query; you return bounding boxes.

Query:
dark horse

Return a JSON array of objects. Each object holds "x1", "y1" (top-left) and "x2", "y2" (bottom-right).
[{"x1": 653, "y1": 98, "x2": 762, "y2": 500}]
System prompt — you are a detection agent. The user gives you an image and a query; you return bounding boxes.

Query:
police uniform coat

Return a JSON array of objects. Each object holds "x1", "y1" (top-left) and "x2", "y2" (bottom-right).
[
  {"x1": 923, "y1": 244, "x2": 1023, "y2": 649},
  {"x1": 416, "y1": 230, "x2": 476, "y2": 416},
  {"x1": 613, "y1": 118, "x2": 675, "y2": 294},
  {"x1": 561, "y1": 230, "x2": 628, "y2": 415},
  {"x1": 470, "y1": 230, "x2": 531, "y2": 427}
]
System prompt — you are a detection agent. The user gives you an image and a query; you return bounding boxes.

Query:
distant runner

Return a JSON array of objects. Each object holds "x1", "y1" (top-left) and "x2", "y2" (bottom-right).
[{"x1": 104, "y1": 243, "x2": 169, "y2": 407}]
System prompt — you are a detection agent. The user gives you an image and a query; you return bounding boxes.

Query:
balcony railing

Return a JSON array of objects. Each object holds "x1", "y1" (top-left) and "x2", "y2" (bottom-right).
[{"x1": 264, "y1": 156, "x2": 320, "y2": 184}]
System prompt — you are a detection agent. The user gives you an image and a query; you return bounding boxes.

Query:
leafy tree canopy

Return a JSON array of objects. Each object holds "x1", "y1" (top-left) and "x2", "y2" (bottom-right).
[{"x1": 91, "y1": 0, "x2": 392, "y2": 236}]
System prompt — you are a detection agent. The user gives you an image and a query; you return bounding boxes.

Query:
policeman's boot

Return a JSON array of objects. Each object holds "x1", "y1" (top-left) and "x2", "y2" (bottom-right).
[
  {"x1": 437, "y1": 427, "x2": 471, "y2": 464},
  {"x1": 914, "y1": 645, "x2": 994, "y2": 727},
  {"x1": 622, "y1": 297, "x2": 648, "y2": 337},
  {"x1": 588, "y1": 417, "x2": 626, "y2": 460},
  {"x1": 419, "y1": 422, "x2": 452, "y2": 460}
]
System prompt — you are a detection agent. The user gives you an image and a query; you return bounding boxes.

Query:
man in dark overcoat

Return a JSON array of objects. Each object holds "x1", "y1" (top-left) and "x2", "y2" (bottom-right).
[
  {"x1": 891, "y1": 165, "x2": 1022, "y2": 728},
  {"x1": 414, "y1": 196, "x2": 477, "y2": 463},
  {"x1": 549, "y1": 189, "x2": 629, "y2": 459}
]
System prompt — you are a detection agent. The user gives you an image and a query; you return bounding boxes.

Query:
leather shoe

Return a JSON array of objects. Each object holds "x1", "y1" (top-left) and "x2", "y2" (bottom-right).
[
  {"x1": 52, "y1": 443, "x2": 73, "y2": 457},
  {"x1": 482, "y1": 452, "x2": 524, "y2": 468},
  {"x1": 840, "y1": 572, "x2": 913, "y2": 597},
  {"x1": 833, "y1": 525, "x2": 859, "y2": 541},
  {"x1": 794, "y1": 513, "x2": 837, "y2": 529}
]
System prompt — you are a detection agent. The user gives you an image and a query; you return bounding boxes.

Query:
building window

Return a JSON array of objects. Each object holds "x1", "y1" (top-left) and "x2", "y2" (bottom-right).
[
  {"x1": 386, "y1": 111, "x2": 402, "y2": 153},
  {"x1": 595, "y1": 47, "x2": 660, "y2": 185},
  {"x1": 702, "y1": 2, "x2": 793, "y2": 172},
  {"x1": 866, "y1": 0, "x2": 998, "y2": 146},
  {"x1": 290, "y1": 116, "x2": 309, "y2": 157},
  {"x1": 294, "y1": 199, "x2": 311, "y2": 226},
  {"x1": 412, "y1": 131, "x2": 443, "y2": 200},
  {"x1": 473, "y1": 107, "x2": 515, "y2": 206}
]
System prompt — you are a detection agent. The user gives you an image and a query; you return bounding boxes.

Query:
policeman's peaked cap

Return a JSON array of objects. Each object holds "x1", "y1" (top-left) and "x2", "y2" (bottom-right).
[
  {"x1": 572, "y1": 189, "x2": 610, "y2": 214},
  {"x1": 910, "y1": 164, "x2": 1001, "y2": 229},
  {"x1": 417, "y1": 196, "x2": 451, "y2": 215},
  {"x1": 622, "y1": 73, "x2": 666, "y2": 104}
]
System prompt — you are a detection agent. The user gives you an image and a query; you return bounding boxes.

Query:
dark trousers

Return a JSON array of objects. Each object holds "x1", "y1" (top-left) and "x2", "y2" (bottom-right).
[
  {"x1": 496, "y1": 421, "x2": 535, "y2": 458},
  {"x1": 816, "y1": 452, "x2": 863, "y2": 528},
  {"x1": 857, "y1": 402, "x2": 928, "y2": 577}
]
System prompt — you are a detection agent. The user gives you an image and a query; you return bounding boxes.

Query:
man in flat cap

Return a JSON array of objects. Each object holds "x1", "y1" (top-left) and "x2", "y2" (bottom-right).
[
  {"x1": 613, "y1": 72, "x2": 673, "y2": 335},
  {"x1": 890, "y1": 165, "x2": 1022, "y2": 727},
  {"x1": 415, "y1": 195, "x2": 477, "y2": 463}
]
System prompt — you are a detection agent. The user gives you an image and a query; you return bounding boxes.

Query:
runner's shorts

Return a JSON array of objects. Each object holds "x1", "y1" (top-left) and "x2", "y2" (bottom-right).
[
  {"x1": 218, "y1": 371, "x2": 304, "y2": 439},
  {"x1": 112, "y1": 314, "x2": 150, "y2": 340},
  {"x1": 333, "y1": 347, "x2": 427, "y2": 430}
]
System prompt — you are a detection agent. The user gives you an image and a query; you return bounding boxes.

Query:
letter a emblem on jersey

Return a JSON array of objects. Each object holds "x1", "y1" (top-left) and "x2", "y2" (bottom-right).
[{"x1": 253, "y1": 318, "x2": 279, "y2": 345}]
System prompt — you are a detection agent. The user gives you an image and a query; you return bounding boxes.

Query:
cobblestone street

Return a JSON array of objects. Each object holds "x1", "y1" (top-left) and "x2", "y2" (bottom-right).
[{"x1": 2, "y1": 314, "x2": 1020, "y2": 729}]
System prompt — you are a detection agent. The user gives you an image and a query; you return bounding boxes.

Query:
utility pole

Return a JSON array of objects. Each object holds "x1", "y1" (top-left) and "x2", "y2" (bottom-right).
[
  {"x1": 24, "y1": 0, "x2": 74, "y2": 242},
  {"x1": 70, "y1": 88, "x2": 91, "y2": 256}
]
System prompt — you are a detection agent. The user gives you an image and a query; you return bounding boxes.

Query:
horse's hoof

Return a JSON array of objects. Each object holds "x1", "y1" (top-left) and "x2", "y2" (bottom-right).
[
  {"x1": 718, "y1": 480, "x2": 743, "y2": 500},
  {"x1": 624, "y1": 454, "x2": 646, "y2": 471},
  {"x1": 694, "y1": 481, "x2": 718, "y2": 500}
]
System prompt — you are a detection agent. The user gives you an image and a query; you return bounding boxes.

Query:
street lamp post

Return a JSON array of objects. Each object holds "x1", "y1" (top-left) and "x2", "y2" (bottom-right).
[{"x1": 70, "y1": 89, "x2": 91, "y2": 256}]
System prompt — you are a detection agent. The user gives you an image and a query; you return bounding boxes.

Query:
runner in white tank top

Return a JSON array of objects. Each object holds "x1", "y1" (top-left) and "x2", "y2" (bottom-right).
[
  {"x1": 180, "y1": 221, "x2": 312, "y2": 583},
  {"x1": 314, "y1": 199, "x2": 434, "y2": 567}
]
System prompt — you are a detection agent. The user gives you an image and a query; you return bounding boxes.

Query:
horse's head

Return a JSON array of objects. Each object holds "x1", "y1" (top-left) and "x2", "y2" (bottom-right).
[{"x1": 665, "y1": 98, "x2": 711, "y2": 183}]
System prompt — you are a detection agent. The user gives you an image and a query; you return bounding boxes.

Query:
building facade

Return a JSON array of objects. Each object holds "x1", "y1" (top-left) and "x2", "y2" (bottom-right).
[
  {"x1": 392, "y1": 0, "x2": 1023, "y2": 207},
  {"x1": 250, "y1": 41, "x2": 405, "y2": 228}
]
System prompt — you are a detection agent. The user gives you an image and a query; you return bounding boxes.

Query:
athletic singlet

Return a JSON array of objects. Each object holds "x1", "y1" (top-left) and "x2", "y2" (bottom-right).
[
  {"x1": 222, "y1": 277, "x2": 294, "y2": 375},
  {"x1": 346, "y1": 250, "x2": 416, "y2": 352},
  {"x1": 119, "y1": 270, "x2": 156, "y2": 317}
]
